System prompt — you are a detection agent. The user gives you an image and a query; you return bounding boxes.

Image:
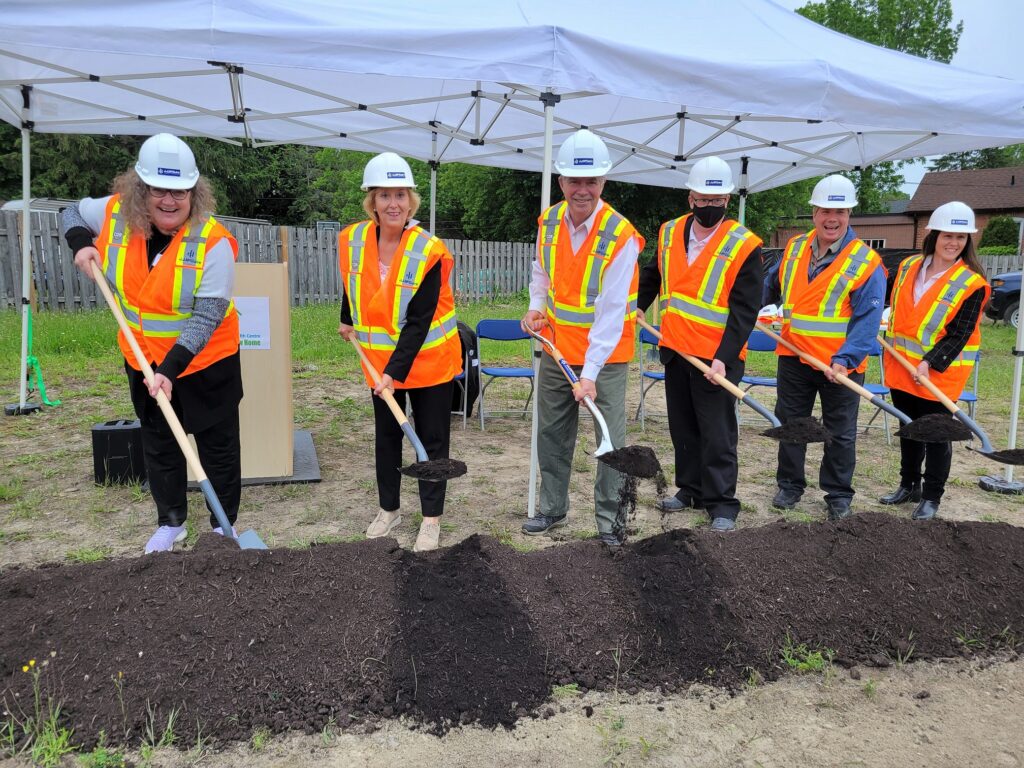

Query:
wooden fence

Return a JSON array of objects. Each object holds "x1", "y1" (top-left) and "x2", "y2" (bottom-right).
[{"x1": 0, "y1": 211, "x2": 533, "y2": 311}]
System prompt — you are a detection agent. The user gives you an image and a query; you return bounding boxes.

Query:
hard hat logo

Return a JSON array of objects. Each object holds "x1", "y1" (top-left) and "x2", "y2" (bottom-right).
[
  {"x1": 386, "y1": 171, "x2": 407, "y2": 179},
  {"x1": 952, "y1": 218, "x2": 968, "y2": 225},
  {"x1": 158, "y1": 167, "x2": 181, "y2": 177},
  {"x1": 705, "y1": 179, "x2": 723, "y2": 187},
  {"x1": 574, "y1": 158, "x2": 594, "y2": 166},
  {"x1": 827, "y1": 194, "x2": 847, "y2": 201}
]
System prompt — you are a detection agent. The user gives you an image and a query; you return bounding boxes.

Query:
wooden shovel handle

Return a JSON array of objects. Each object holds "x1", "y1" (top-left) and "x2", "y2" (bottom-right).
[
  {"x1": 346, "y1": 335, "x2": 410, "y2": 426},
  {"x1": 876, "y1": 335, "x2": 959, "y2": 412},
  {"x1": 635, "y1": 316, "x2": 747, "y2": 400},
  {"x1": 755, "y1": 322, "x2": 879, "y2": 401}
]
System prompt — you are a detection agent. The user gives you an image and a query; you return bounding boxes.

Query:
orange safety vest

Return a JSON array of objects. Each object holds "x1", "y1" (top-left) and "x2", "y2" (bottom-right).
[
  {"x1": 536, "y1": 201, "x2": 643, "y2": 366},
  {"x1": 657, "y1": 214, "x2": 761, "y2": 361},
  {"x1": 338, "y1": 220, "x2": 460, "y2": 389},
  {"x1": 95, "y1": 195, "x2": 239, "y2": 375},
  {"x1": 883, "y1": 255, "x2": 989, "y2": 401},
  {"x1": 777, "y1": 231, "x2": 883, "y2": 374}
]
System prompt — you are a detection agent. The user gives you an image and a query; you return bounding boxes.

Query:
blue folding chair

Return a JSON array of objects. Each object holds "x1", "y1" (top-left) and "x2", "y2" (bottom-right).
[
  {"x1": 737, "y1": 328, "x2": 778, "y2": 425},
  {"x1": 635, "y1": 325, "x2": 665, "y2": 430},
  {"x1": 958, "y1": 352, "x2": 980, "y2": 419},
  {"x1": 475, "y1": 319, "x2": 535, "y2": 431}
]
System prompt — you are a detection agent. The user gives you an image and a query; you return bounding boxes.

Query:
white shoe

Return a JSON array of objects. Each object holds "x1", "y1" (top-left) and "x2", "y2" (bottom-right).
[
  {"x1": 213, "y1": 526, "x2": 238, "y2": 538},
  {"x1": 366, "y1": 509, "x2": 401, "y2": 538},
  {"x1": 413, "y1": 519, "x2": 441, "y2": 552},
  {"x1": 144, "y1": 525, "x2": 187, "y2": 554}
]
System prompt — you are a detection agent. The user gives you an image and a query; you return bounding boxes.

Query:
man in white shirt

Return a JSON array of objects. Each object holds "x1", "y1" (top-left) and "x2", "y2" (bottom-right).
[{"x1": 521, "y1": 130, "x2": 644, "y2": 546}]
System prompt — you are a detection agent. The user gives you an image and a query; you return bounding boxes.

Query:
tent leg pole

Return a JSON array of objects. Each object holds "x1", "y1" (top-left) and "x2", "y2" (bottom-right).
[
  {"x1": 527, "y1": 94, "x2": 556, "y2": 519},
  {"x1": 429, "y1": 131, "x2": 437, "y2": 234},
  {"x1": 737, "y1": 156, "x2": 749, "y2": 226},
  {"x1": 980, "y1": 303, "x2": 1024, "y2": 493},
  {"x1": 7, "y1": 87, "x2": 39, "y2": 417}
]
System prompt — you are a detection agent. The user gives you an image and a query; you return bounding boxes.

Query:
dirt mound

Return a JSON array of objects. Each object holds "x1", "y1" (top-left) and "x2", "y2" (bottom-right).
[{"x1": 2, "y1": 514, "x2": 1023, "y2": 750}]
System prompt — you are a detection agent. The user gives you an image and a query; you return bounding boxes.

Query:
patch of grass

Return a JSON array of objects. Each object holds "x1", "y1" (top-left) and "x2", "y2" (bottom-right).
[
  {"x1": 65, "y1": 547, "x2": 112, "y2": 564},
  {"x1": 780, "y1": 510, "x2": 816, "y2": 523},
  {"x1": 78, "y1": 734, "x2": 127, "y2": 768},
  {"x1": 7, "y1": 489, "x2": 43, "y2": 520},
  {"x1": 551, "y1": 682, "x2": 582, "y2": 699},
  {"x1": 893, "y1": 632, "x2": 916, "y2": 667},
  {"x1": 1, "y1": 657, "x2": 77, "y2": 767},
  {"x1": 780, "y1": 634, "x2": 833, "y2": 674},
  {"x1": 569, "y1": 529, "x2": 598, "y2": 540},
  {"x1": 955, "y1": 626, "x2": 985, "y2": 652},
  {"x1": 862, "y1": 679, "x2": 877, "y2": 698},
  {"x1": 979, "y1": 513, "x2": 1002, "y2": 523},
  {"x1": 0, "y1": 530, "x2": 31, "y2": 544},
  {"x1": 249, "y1": 725, "x2": 272, "y2": 753}
]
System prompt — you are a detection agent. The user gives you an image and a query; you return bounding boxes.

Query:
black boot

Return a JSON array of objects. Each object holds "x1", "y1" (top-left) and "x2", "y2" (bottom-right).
[
  {"x1": 911, "y1": 499, "x2": 939, "y2": 520},
  {"x1": 878, "y1": 483, "x2": 921, "y2": 505}
]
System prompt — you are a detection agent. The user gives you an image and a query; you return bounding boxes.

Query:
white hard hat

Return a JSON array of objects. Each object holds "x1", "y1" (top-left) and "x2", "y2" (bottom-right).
[
  {"x1": 554, "y1": 129, "x2": 612, "y2": 177},
  {"x1": 361, "y1": 152, "x2": 417, "y2": 191},
  {"x1": 686, "y1": 156, "x2": 735, "y2": 194},
  {"x1": 135, "y1": 133, "x2": 199, "y2": 189},
  {"x1": 926, "y1": 201, "x2": 977, "y2": 233},
  {"x1": 809, "y1": 175, "x2": 858, "y2": 208}
]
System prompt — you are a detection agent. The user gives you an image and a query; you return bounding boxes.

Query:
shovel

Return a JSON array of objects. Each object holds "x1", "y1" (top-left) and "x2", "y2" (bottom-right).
[
  {"x1": 756, "y1": 322, "x2": 915, "y2": 431},
  {"x1": 346, "y1": 336, "x2": 466, "y2": 481},
  {"x1": 877, "y1": 335, "x2": 1024, "y2": 464},
  {"x1": 91, "y1": 262, "x2": 267, "y2": 550},
  {"x1": 521, "y1": 324, "x2": 662, "y2": 479},
  {"x1": 635, "y1": 317, "x2": 830, "y2": 444}
]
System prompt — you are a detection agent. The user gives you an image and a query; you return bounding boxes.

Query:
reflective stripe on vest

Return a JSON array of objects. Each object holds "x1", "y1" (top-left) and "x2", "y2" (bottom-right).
[
  {"x1": 345, "y1": 227, "x2": 457, "y2": 352},
  {"x1": 781, "y1": 236, "x2": 869, "y2": 338},
  {"x1": 540, "y1": 202, "x2": 636, "y2": 326},
  {"x1": 889, "y1": 256, "x2": 985, "y2": 368},
  {"x1": 345, "y1": 220, "x2": 371, "y2": 327},
  {"x1": 662, "y1": 219, "x2": 755, "y2": 330},
  {"x1": 104, "y1": 203, "x2": 230, "y2": 337}
]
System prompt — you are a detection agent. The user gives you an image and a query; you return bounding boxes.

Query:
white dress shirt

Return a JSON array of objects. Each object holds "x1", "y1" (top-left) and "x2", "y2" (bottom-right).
[
  {"x1": 529, "y1": 201, "x2": 641, "y2": 380},
  {"x1": 913, "y1": 255, "x2": 954, "y2": 304}
]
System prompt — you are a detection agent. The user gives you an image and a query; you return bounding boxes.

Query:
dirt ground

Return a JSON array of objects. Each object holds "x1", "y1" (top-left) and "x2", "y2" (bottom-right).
[{"x1": 3, "y1": 364, "x2": 1024, "y2": 766}]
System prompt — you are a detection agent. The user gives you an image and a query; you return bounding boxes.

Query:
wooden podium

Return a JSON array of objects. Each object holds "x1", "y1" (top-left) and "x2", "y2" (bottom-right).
[{"x1": 186, "y1": 262, "x2": 294, "y2": 481}]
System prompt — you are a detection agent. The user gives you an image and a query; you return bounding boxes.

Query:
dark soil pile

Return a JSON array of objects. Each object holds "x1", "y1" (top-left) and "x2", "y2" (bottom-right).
[
  {"x1": 896, "y1": 413, "x2": 973, "y2": 443},
  {"x1": 2, "y1": 515, "x2": 1023, "y2": 750}
]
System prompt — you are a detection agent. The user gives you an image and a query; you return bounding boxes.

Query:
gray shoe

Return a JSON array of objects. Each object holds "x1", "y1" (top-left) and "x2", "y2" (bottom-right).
[
  {"x1": 710, "y1": 517, "x2": 736, "y2": 532},
  {"x1": 657, "y1": 495, "x2": 703, "y2": 512},
  {"x1": 522, "y1": 515, "x2": 567, "y2": 536}
]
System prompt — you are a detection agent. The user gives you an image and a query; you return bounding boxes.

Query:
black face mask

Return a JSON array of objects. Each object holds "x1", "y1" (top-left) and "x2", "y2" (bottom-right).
[{"x1": 692, "y1": 204, "x2": 727, "y2": 228}]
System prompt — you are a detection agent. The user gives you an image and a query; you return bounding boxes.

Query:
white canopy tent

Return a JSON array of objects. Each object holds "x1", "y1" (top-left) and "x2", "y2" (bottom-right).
[{"x1": 3, "y1": 0, "x2": 1024, "y2": 498}]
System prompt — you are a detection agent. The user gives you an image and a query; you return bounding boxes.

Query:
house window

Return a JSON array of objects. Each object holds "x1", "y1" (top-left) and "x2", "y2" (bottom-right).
[{"x1": 866, "y1": 238, "x2": 886, "y2": 249}]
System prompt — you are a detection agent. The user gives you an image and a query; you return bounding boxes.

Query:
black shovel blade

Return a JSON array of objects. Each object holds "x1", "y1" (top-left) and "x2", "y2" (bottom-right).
[
  {"x1": 896, "y1": 413, "x2": 974, "y2": 443},
  {"x1": 400, "y1": 458, "x2": 468, "y2": 482},
  {"x1": 761, "y1": 416, "x2": 831, "y2": 445},
  {"x1": 969, "y1": 446, "x2": 1024, "y2": 466}
]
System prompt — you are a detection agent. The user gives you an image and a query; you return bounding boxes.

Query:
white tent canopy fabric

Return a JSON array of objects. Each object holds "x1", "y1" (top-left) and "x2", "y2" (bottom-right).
[{"x1": 2, "y1": 0, "x2": 1023, "y2": 191}]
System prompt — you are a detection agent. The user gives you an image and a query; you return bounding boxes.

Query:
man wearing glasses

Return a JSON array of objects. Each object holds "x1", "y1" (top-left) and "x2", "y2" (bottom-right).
[
  {"x1": 61, "y1": 133, "x2": 244, "y2": 554},
  {"x1": 637, "y1": 157, "x2": 763, "y2": 531}
]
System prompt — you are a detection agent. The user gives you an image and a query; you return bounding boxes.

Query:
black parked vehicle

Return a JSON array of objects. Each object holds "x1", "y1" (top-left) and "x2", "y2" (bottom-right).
[{"x1": 985, "y1": 271, "x2": 1021, "y2": 329}]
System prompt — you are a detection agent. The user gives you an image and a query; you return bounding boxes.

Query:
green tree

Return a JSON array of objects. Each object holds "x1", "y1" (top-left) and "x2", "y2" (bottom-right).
[
  {"x1": 979, "y1": 215, "x2": 1021, "y2": 248},
  {"x1": 930, "y1": 146, "x2": 1024, "y2": 172},
  {"x1": 797, "y1": 0, "x2": 962, "y2": 62},
  {"x1": 796, "y1": 0, "x2": 964, "y2": 212}
]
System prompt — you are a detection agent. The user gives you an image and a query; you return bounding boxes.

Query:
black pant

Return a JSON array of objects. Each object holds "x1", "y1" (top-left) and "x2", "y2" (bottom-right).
[
  {"x1": 664, "y1": 351, "x2": 743, "y2": 521},
  {"x1": 372, "y1": 379, "x2": 453, "y2": 517},
  {"x1": 775, "y1": 355, "x2": 862, "y2": 501},
  {"x1": 127, "y1": 366, "x2": 241, "y2": 528},
  {"x1": 890, "y1": 388, "x2": 953, "y2": 501}
]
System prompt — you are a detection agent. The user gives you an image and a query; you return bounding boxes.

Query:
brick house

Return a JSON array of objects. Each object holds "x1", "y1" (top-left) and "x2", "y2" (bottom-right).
[{"x1": 770, "y1": 166, "x2": 1024, "y2": 251}]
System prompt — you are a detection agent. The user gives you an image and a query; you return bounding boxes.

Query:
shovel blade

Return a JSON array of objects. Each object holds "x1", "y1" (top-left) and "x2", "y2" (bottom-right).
[
  {"x1": 594, "y1": 438, "x2": 614, "y2": 457},
  {"x1": 236, "y1": 529, "x2": 269, "y2": 550}
]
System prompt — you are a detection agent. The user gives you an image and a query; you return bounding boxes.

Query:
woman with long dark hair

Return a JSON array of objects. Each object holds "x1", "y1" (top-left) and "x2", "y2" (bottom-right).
[{"x1": 880, "y1": 201, "x2": 990, "y2": 520}]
